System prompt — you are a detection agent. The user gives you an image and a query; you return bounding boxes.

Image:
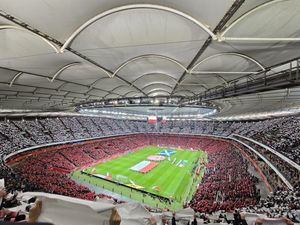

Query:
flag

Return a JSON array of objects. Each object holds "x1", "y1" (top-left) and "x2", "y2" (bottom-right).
[
  {"x1": 90, "y1": 168, "x2": 97, "y2": 174},
  {"x1": 148, "y1": 116, "x2": 157, "y2": 123},
  {"x1": 126, "y1": 184, "x2": 144, "y2": 189},
  {"x1": 130, "y1": 180, "x2": 135, "y2": 185},
  {"x1": 106, "y1": 172, "x2": 112, "y2": 180},
  {"x1": 152, "y1": 185, "x2": 160, "y2": 191}
]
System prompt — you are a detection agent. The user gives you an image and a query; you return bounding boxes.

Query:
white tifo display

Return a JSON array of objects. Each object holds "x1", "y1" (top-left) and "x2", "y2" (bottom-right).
[{"x1": 20, "y1": 192, "x2": 196, "y2": 225}]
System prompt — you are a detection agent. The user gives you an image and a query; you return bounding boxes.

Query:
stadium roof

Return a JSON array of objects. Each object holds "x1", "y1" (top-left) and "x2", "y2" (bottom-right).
[{"x1": 0, "y1": 0, "x2": 300, "y2": 118}]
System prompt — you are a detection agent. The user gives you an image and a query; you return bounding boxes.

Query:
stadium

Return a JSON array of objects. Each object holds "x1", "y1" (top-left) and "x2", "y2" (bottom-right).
[{"x1": 0, "y1": 0, "x2": 299, "y2": 224}]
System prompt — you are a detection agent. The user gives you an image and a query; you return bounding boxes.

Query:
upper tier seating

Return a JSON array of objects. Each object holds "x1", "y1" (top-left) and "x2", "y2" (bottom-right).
[{"x1": 0, "y1": 116, "x2": 299, "y2": 167}]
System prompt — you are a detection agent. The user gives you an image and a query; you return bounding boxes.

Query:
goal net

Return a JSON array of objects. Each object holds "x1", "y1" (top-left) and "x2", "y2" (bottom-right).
[{"x1": 115, "y1": 175, "x2": 129, "y2": 184}]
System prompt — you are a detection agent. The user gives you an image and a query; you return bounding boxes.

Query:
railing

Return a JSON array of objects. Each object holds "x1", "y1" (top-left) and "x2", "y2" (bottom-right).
[
  {"x1": 230, "y1": 137, "x2": 293, "y2": 189},
  {"x1": 232, "y1": 134, "x2": 300, "y2": 171},
  {"x1": 183, "y1": 63, "x2": 300, "y2": 103}
]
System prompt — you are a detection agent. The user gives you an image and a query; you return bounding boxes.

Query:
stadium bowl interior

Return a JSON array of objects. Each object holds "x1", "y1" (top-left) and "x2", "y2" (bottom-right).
[{"x1": 0, "y1": 0, "x2": 299, "y2": 224}]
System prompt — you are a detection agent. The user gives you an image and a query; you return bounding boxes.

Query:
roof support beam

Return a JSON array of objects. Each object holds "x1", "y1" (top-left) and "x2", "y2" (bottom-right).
[
  {"x1": 0, "y1": 66, "x2": 116, "y2": 98},
  {"x1": 0, "y1": 86, "x2": 99, "y2": 101},
  {"x1": 141, "y1": 83, "x2": 174, "y2": 90},
  {"x1": 170, "y1": 0, "x2": 246, "y2": 95},
  {"x1": 102, "y1": 92, "x2": 123, "y2": 99},
  {"x1": 0, "y1": 25, "x2": 60, "y2": 53},
  {"x1": 221, "y1": 37, "x2": 300, "y2": 42},
  {"x1": 112, "y1": 54, "x2": 188, "y2": 77},
  {"x1": 110, "y1": 85, "x2": 133, "y2": 92},
  {"x1": 177, "y1": 83, "x2": 208, "y2": 90},
  {"x1": 131, "y1": 73, "x2": 178, "y2": 84},
  {"x1": 122, "y1": 91, "x2": 141, "y2": 98},
  {"x1": 215, "y1": 74, "x2": 228, "y2": 85},
  {"x1": 0, "y1": 10, "x2": 146, "y2": 97},
  {"x1": 220, "y1": 0, "x2": 292, "y2": 40},
  {"x1": 88, "y1": 77, "x2": 111, "y2": 90},
  {"x1": 9, "y1": 72, "x2": 23, "y2": 87},
  {"x1": 61, "y1": 4, "x2": 217, "y2": 51},
  {"x1": 190, "y1": 52, "x2": 265, "y2": 72},
  {"x1": 220, "y1": 0, "x2": 300, "y2": 42},
  {"x1": 173, "y1": 89, "x2": 196, "y2": 95},
  {"x1": 191, "y1": 73, "x2": 228, "y2": 85},
  {"x1": 49, "y1": 62, "x2": 81, "y2": 82},
  {"x1": 183, "y1": 68, "x2": 300, "y2": 104},
  {"x1": 191, "y1": 71, "x2": 260, "y2": 74}
]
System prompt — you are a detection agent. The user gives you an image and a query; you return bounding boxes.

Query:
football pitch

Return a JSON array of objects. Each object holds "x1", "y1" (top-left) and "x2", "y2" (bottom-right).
[{"x1": 72, "y1": 146, "x2": 207, "y2": 210}]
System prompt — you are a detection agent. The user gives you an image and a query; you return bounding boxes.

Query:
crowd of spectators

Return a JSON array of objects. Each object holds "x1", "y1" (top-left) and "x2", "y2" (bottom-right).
[
  {"x1": 13, "y1": 119, "x2": 53, "y2": 144},
  {"x1": 0, "y1": 117, "x2": 298, "y2": 190},
  {"x1": 60, "y1": 117, "x2": 91, "y2": 140},
  {"x1": 9, "y1": 135, "x2": 147, "y2": 200},
  {"x1": 246, "y1": 117, "x2": 300, "y2": 165},
  {"x1": 0, "y1": 131, "x2": 299, "y2": 223},
  {"x1": 189, "y1": 141, "x2": 258, "y2": 213},
  {"x1": 0, "y1": 121, "x2": 35, "y2": 156},
  {"x1": 2, "y1": 135, "x2": 260, "y2": 213},
  {"x1": 38, "y1": 118, "x2": 74, "y2": 142},
  {"x1": 233, "y1": 136, "x2": 299, "y2": 187},
  {"x1": 0, "y1": 116, "x2": 299, "y2": 167},
  {"x1": 244, "y1": 185, "x2": 300, "y2": 221},
  {"x1": 234, "y1": 143, "x2": 287, "y2": 191},
  {"x1": 0, "y1": 116, "x2": 299, "y2": 223}
]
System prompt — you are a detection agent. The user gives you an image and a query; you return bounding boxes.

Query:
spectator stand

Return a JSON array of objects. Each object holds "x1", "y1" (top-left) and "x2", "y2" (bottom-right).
[
  {"x1": 233, "y1": 134, "x2": 300, "y2": 176},
  {"x1": 230, "y1": 136, "x2": 293, "y2": 190}
]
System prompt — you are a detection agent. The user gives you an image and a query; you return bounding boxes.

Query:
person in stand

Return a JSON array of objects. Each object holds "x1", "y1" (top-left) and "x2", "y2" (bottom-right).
[
  {"x1": 256, "y1": 188, "x2": 261, "y2": 202},
  {"x1": 233, "y1": 210, "x2": 242, "y2": 225},
  {"x1": 172, "y1": 212, "x2": 176, "y2": 225},
  {"x1": 191, "y1": 213, "x2": 197, "y2": 225}
]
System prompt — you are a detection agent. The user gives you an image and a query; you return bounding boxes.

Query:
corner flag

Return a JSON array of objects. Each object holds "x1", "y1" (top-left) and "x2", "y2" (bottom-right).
[{"x1": 152, "y1": 185, "x2": 160, "y2": 191}]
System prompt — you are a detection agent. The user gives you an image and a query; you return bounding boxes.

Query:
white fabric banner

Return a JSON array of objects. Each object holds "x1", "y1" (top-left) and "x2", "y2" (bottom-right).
[
  {"x1": 21, "y1": 192, "x2": 116, "y2": 225},
  {"x1": 0, "y1": 178, "x2": 5, "y2": 206},
  {"x1": 116, "y1": 202, "x2": 155, "y2": 225}
]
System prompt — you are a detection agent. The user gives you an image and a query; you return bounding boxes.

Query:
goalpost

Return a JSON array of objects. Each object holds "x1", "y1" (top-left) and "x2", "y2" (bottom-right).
[{"x1": 115, "y1": 174, "x2": 129, "y2": 184}]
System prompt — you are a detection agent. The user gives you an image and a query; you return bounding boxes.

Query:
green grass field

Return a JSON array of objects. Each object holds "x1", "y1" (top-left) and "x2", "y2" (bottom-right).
[{"x1": 72, "y1": 146, "x2": 207, "y2": 210}]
